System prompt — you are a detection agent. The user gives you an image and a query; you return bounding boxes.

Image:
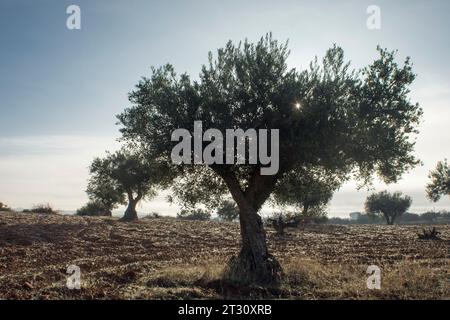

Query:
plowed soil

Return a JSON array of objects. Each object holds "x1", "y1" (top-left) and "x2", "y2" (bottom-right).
[{"x1": 0, "y1": 212, "x2": 448, "y2": 299}]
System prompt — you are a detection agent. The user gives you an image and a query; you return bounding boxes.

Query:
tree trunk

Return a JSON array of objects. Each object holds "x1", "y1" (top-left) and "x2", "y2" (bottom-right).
[
  {"x1": 121, "y1": 195, "x2": 139, "y2": 222},
  {"x1": 220, "y1": 172, "x2": 282, "y2": 285},
  {"x1": 385, "y1": 214, "x2": 394, "y2": 225},
  {"x1": 225, "y1": 202, "x2": 281, "y2": 285}
]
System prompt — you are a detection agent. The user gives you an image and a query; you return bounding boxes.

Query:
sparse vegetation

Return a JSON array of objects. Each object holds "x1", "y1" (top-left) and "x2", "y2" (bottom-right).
[
  {"x1": 328, "y1": 211, "x2": 450, "y2": 225},
  {"x1": 23, "y1": 203, "x2": 57, "y2": 215},
  {"x1": 177, "y1": 208, "x2": 211, "y2": 221},
  {"x1": 267, "y1": 213, "x2": 300, "y2": 236},
  {"x1": 144, "y1": 212, "x2": 162, "y2": 219},
  {"x1": 417, "y1": 227, "x2": 441, "y2": 240},
  {"x1": 267, "y1": 210, "x2": 328, "y2": 236},
  {"x1": 76, "y1": 201, "x2": 112, "y2": 217}
]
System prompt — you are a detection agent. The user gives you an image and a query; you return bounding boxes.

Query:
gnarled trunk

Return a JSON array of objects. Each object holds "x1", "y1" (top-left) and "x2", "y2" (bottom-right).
[
  {"x1": 225, "y1": 200, "x2": 281, "y2": 285},
  {"x1": 220, "y1": 171, "x2": 282, "y2": 285},
  {"x1": 121, "y1": 192, "x2": 140, "y2": 221}
]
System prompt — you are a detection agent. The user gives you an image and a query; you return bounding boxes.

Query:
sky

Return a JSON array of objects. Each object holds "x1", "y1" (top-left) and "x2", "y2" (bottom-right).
[{"x1": 1, "y1": 0, "x2": 450, "y2": 217}]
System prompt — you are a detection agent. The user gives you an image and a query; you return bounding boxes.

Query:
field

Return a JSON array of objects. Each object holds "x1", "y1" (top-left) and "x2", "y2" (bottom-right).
[{"x1": 0, "y1": 211, "x2": 448, "y2": 300}]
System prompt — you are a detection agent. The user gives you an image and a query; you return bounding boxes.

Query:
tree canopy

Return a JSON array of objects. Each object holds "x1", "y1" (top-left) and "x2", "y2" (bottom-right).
[
  {"x1": 426, "y1": 159, "x2": 450, "y2": 202},
  {"x1": 365, "y1": 191, "x2": 412, "y2": 225}
]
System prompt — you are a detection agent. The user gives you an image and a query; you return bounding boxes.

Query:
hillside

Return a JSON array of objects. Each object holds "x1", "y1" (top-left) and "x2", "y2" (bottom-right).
[{"x1": 0, "y1": 212, "x2": 448, "y2": 299}]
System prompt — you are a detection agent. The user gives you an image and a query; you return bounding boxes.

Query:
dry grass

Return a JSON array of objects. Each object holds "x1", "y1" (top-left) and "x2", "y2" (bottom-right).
[{"x1": 0, "y1": 212, "x2": 448, "y2": 300}]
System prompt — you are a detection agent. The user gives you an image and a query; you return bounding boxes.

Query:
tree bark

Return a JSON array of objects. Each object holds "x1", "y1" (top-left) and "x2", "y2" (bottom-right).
[
  {"x1": 121, "y1": 192, "x2": 140, "y2": 221},
  {"x1": 219, "y1": 170, "x2": 282, "y2": 285},
  {"x1": 384, "y1": 213, "x2": 394, "y2": 225}
]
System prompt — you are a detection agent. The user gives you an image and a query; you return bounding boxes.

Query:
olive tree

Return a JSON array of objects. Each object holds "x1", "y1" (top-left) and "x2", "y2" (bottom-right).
[
  {"x1": 117, "y1": 34, "x2": 422, "y2": 284},
  {"x1": 365, "y1": 191, "x2": 412, "y2": 225},
  {"x1": 88, "y1": 150, "x2": 167, "y2": 221},
  {"x1": 86, "y1": 172, "x2": 126, "y2": 216},
  {"x1": 272, "y1": 166, "x2": 340, "y2": 217},
  {"x1": 426, "y1": 159, "x2": 450, "y2": 202}
]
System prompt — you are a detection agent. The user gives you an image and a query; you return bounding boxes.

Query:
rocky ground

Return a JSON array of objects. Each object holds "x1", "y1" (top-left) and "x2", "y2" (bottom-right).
[{"x1": 0, "y1": 212, "x2": 448, "y2": 299}]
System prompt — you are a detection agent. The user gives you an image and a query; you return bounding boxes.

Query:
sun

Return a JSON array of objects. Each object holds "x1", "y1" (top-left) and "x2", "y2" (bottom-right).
[{"x1": 295, "y1": 102, "x2": 301, "y2": 109}]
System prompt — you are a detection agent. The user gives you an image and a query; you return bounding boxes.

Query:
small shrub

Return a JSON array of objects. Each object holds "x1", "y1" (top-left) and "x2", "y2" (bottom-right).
[
  {"x1": 177, "y1": 208, "x2": 211, "y2": 221},
  {"x1": 76, "y1": 201, "x2": 112, "y2": 217},
  {"x1": 147, "y1": 212, "x2": 161, "y2": 218},
  {"x1": 267, "y1": 212, "x2": 300, "y2": 236},
  {"x1": 417, "y1": 227, "x2": 441, "y2": 240},
  {"x1": 24, "y1": 203, "x2": 58, "y2": 214}
]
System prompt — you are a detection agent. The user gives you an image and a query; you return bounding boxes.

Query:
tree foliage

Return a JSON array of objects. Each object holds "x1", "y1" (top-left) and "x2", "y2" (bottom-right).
[
  {"x1": 426, "y1": 159, "x2": 450, "y2": 202},
  {"x1": 87, "y1": 170, "x2": 126, "y2": 214},
  {"x1": 217, "y1": 200, "x2": 239, "y2": 221},
  {"x1": 177, "y1": 208, "x2": 211, "y2": 221},
  {"x1": 365, "y1": 191, "x2": 412, "y2": 225},
  {"x1": 76, "y1": 201, "x2": 113, "y2": 217}
]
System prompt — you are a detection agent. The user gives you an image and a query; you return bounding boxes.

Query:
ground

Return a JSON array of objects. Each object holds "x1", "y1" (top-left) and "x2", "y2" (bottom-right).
[{"x1": 0, "y1": 212, "x2": 448, "y2": 300}]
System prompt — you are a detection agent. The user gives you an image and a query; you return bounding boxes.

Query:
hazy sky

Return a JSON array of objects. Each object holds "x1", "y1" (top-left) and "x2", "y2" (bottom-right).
[{"x1": 1, "y1": 0, "x2": 450, "y2": 217}]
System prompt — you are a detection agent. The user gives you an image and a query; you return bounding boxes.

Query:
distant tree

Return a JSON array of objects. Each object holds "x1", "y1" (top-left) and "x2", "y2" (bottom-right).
[
  {"x1": 76, "y1": 201, "x2": 113, "y2": 217},
  {"x1": 272, "y1": 166, "x2": 339, "y2": 219},
  {"x1": 0, "y1": 202, "x2": 12, "y2": 212},
  {"x1": 399, "y1": 212, "x2": 420, "y2": 223},
  {"x1": 327, "y1": 217, "x2": 351, "y2": 225},
  {"x1": 426, "y1": 159, "x2": 450, "y2": 202},
  {"x1": 145, "y1": 212, "x2": 162, "y2": 219},
  {"x1": 88, "y1": 150, "x2": 167, "y2": 221},
  {"x1": 349, "y1": 212, "x2": 362, "y2": 221},
  {"x1": 356, "y1": 213, "x2": 382, "y2": 224},
  {"x1": 420, "y1": 211, "x2": 440, "y2": 223},
  {"x1": 217, "y1": 200, "x2": 239, "y2": 221},
  {"x1": 86, "y1": 173, "x2": 126, "y2": 216},
  {"x1": 298, "y1": 206, "x2": 329, "y2": 224},
  {"x1": 177, "y1": 208, "x2": 211, "y2": 221},
  {"x1": 118, "y1": 34, "x2": 422, "y2": 284},
  {"x1": 365, "y1": 191, "x2": 412, "y2": 225}
]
